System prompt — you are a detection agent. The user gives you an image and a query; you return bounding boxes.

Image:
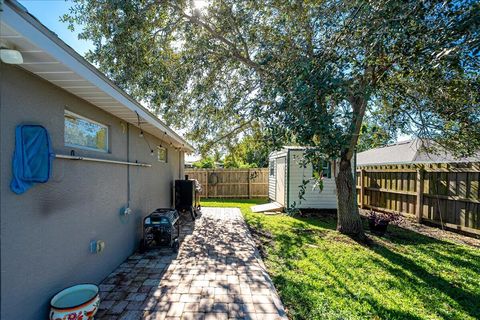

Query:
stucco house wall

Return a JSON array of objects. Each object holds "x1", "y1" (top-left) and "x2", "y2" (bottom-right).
[{"x1": 0, "y1": 64, "x2": 183, "y2": 320}]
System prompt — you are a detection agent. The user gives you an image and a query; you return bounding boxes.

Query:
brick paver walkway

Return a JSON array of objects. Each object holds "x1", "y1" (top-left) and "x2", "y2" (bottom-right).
[{"x1": 96, "y1": 207, "x2": 287, "y2": 320}]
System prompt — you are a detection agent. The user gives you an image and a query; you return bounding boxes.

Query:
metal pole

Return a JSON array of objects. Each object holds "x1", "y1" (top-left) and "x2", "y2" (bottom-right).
[{"x1": 55, "y1": 154, "x2": 152, "y2": 167}]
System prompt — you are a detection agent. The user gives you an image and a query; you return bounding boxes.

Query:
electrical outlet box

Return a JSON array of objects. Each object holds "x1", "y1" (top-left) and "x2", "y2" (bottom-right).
[
  {"x1": 97, "y1": 240, "x2": 105, "y2": 253},
  {"x1": 90, "y1": 240, "x2": 105, "y2": 253}
]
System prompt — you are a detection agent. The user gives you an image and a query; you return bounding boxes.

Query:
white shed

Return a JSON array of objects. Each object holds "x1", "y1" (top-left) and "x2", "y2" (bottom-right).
[{"x1": 268, "y1": 146, "x2": 337, "y2": 210}]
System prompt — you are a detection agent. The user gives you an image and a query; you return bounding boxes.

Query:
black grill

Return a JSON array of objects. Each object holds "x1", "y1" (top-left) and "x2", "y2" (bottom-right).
[
  {"x1": 140, "y1": 208, "x2": 180, "y2": 252},
  {"x1": 175, "y1": 178, "x2": 202, "y2": 220},
  {"x1": 175, "y1": 180, "x2": 195, "y2": 209}
]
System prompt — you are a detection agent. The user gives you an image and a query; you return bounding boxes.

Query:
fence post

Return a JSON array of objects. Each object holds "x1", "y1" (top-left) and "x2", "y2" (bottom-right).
[
  {"x1": 214, "y1": 170, "x2": 217, "y2": 197},
  {"x1": 360, "y1": 169, "x2": 365, "y2": 209},
  {"x1": 248, "y1": 169, "x2": 252, "y2": 199},
  {"x1": 205, "y1": 170, "x2": 209, "y2": 198},
  {"x1": 415, "y1": 168, "x2": 424, "y2": 223}
]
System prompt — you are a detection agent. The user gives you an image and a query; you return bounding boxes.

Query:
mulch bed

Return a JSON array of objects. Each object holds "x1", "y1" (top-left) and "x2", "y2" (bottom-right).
[{"x1": 360, "y1": 209, "x2": 480, "y2": 249}]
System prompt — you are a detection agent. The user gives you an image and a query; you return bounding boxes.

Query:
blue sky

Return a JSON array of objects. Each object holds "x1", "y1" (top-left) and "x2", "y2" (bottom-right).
[{"x1": 18, "y1": 0, "x2": 92, "y2": 55}]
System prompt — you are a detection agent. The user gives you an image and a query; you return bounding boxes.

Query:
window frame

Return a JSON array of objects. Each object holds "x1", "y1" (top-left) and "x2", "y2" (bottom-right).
[
  {"x1": 157, "y1": 146, "x2": 168, "y2": 163},
  {"x1": 269, "y1": 160, "x2": 275, "y2": 176},
  {"x1": 64, "y1": 110, "x2": 109, "y2": 153},
  {"x1": 312, "y1": 159, "x2": 332, "y2": 179}
]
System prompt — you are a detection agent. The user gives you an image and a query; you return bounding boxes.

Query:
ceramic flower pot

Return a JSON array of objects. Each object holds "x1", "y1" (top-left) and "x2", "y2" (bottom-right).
[{"x1": 49, "y1": 284, "x2": 100, "y2": 320}]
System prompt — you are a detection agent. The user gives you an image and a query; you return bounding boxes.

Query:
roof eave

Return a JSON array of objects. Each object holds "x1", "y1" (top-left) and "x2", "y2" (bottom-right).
[{"x1": 4, "y1": 0, "x2": 194, "y2": 152}]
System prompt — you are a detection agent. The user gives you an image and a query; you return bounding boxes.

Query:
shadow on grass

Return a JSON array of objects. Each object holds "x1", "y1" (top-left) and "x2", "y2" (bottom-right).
[
  {"x1": 288, "y1": 214, "x2": 338, "y2": 231},
  {"x1": 370, "y1": 240, "x2": 480, "y2": 319},
  {"x1": 365, "y1": 225, "x2": 480, "y2": 318},
  {"x1": 264, "y1": 215, "x2": 480, "y2": 319},
  {"x1": 375, "y1": 224, "x2": 480, "y2": 272},
  {"x1": 272, "y1": 271, "x2": 425, "y2": 320}
]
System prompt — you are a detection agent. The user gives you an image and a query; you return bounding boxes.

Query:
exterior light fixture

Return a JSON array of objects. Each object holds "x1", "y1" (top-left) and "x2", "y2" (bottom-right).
[
  {"x1": 150, "y1": 149, "x2": 154, "y2": 156},
  {"x1": 0, "y1": 48, "x2": 23, "y2": 64},
  {"x1": 139, "y1": 130, "x2": 144, "y2": 138}
]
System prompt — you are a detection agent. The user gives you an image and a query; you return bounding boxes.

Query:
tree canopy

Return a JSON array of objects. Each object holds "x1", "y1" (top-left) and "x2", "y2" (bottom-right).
[
  {"x1": 192, "y1": 156, "x2": 216, "y2": 169},
  {"x1": 191, "y1": 131, "x2": 273, "y2": 168},
  {"x1": 356, "y1": 116, "x2": 396, "y2": 152},
  {"x1": 223, "y1": 132, "x2": 273, "y2": 168},
  {"x1": 63, "y1": 0, "x2": 480, "y2": 238}
]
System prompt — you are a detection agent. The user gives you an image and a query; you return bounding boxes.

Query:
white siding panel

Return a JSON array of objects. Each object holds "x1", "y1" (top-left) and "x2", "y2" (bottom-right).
[
  {"x1": 268, "y1": 157, "x2": 276, "y2": 201},
  {"x1": 268, "y1": 149, "x2": 288, "y2": 202},
  {"x1": 275, "y1": 157, "x2": 286, "y2": 205},
  {"x1": 288, "y1": 150, "x2": 337, "y2": 209}
]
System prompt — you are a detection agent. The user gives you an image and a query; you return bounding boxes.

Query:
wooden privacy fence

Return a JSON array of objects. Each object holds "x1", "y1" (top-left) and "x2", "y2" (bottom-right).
[
  {"x1": 356, "y1": 162, "x2": 480, "y2": 235},
  {"x1": 185, "y1": 168, "x2": 269, "y2": 198}
]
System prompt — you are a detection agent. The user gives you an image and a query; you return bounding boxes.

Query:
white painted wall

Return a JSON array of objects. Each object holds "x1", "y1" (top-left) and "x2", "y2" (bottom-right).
[{"x1": 288, "y1": 150, "x2": 338, "y2": 209}]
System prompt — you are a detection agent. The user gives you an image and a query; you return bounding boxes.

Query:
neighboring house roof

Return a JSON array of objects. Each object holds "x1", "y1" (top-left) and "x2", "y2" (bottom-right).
[
  {"x1": 1, "y1": 0, "x2": 193, "y2": 152},
  {"x1": 270, "y1": 142, "x2": 479, "y2": 166},
  {"x1": 357, "y1": 140, "x2": 419, "y2": 165},
  {"x1": 357, "y1": 139, "x2": 480, "y2": 166}
]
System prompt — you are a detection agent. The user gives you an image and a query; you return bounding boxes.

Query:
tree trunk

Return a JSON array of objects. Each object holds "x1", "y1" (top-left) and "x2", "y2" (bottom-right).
[
  {"x1": 335, "y1": 157, "x2": 365, "y2": 240},
  {"x1": 331, "y1": 91, "x2": 368, "y2": 240}
]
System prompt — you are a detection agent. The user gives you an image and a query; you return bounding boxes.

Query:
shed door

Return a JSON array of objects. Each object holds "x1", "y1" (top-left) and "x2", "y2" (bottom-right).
[{"x1": 276, "y1": 157, "x2": 286, "y2": 206}]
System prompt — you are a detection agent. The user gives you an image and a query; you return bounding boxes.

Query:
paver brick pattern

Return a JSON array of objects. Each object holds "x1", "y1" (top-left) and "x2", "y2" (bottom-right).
[{"x1": 96, "y1": 207, "x2": 287, "y2": 320}]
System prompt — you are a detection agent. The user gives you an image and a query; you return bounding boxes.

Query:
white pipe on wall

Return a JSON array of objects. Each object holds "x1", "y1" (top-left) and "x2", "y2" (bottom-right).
[{"x1": 55, "y1": 154, "x2": 152, "y2": 167}]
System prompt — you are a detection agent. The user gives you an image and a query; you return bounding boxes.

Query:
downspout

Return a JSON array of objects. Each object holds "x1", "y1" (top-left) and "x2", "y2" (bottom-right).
[
  {"x1": 179, "y1": 151, "x2": 182, "y2": 179},
  {"x1": 286, "y1": 149, "x2": 291, "y2": 209},
  {"x1": 126, "y1": 123, "x2": 131, "y2": 214}
]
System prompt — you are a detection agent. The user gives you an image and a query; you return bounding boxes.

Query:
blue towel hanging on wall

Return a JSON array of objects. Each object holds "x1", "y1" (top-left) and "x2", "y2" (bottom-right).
[{"x1": 10, "y1": 125, "x2": 55, "y2": 194}]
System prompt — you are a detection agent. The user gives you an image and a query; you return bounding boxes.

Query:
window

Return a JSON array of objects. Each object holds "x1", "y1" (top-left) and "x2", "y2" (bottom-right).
[
  {"x1": 269, "y1": 161, "x2": 275, "y2": 176},
  {"x1": 313, "y1": 160, "x2": 332, "y2": 179},
  {"x1": 64, "y1": 110, "x2": 108, "y2": 152},
  {"x1": 157, "y1": 146, "x2": 167, "y2": 163}
]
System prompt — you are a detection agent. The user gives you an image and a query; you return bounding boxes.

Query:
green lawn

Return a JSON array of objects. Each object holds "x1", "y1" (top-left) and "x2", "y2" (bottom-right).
[{"x1": 202, "y1": 198, "x2": 480, "y2": 320}]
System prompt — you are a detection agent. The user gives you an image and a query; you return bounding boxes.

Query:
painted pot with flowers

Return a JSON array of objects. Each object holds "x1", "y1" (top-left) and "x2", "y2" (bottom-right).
[
  {"x1": 49, "y1": 284, "x2": 100, "y2": 320},
  {"x1": 368, "y1": 210, "x2": 400, "y2": 235}
]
